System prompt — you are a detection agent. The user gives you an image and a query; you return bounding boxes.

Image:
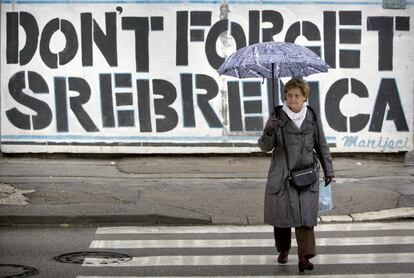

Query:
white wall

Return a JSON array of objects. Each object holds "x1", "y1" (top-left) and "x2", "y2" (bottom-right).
[{"x1": 1, "y1": 0, "x2": 413, "y2": 153}]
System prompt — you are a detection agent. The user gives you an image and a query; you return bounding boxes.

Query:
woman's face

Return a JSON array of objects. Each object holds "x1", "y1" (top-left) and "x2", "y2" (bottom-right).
[{"x1": 285, "y1": 87, "x2": 306, "y2": 113}]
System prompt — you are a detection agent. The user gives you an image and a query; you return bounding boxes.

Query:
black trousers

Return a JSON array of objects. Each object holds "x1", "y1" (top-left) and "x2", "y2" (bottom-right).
[{"x1": 273, "y1": 226, "x2": 316, "y2": 258}]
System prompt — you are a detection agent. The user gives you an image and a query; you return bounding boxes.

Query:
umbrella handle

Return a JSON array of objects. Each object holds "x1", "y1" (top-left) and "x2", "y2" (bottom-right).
[
  {"x1": 271, "y1": 62, "x2": 276, "y2": 150},
  {"x1": 271, "y1": 63, "x2": 276, "y2": 108}
]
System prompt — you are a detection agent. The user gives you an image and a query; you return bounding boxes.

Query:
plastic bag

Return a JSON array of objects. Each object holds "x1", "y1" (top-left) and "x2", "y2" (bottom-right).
[{"x1": 319, "y1": 181, "x2": 333, "y2": 212}]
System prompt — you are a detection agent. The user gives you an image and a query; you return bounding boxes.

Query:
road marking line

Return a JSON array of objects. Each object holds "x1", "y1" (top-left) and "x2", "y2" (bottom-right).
[
  {"x1": 89, "y1": 236, "x2": 414, "y2": 249},
  {"x1": 96, "y1": 222, "x2": 414, "y2": 234},
  {"x1": 81, "y1": 253, "x2": 414, "y2": 267}
]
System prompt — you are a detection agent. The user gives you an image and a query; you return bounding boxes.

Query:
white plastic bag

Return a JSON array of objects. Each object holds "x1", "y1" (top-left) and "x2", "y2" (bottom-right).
[{"x1": 319, "y1": 181, "x2": 333, "y2": 212}]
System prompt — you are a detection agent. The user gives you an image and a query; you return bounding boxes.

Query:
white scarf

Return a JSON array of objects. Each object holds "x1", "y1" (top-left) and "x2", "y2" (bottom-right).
[{"x1": 282, "y1": 101, "x2": 307, "y2": 129}]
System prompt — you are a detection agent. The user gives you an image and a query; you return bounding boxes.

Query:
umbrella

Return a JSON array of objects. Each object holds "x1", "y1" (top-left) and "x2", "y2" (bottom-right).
[{"x1": 217, "y1": 41, "x2": 329, "y2": 107}]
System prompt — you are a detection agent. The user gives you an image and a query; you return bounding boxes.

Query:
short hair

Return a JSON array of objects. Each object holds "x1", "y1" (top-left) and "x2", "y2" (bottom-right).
[{"x1": 283, "y1": 78, "x2": 310, "y2": 99}]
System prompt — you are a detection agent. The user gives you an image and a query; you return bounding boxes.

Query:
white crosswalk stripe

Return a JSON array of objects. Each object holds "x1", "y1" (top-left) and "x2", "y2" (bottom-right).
[
  {"x1": 95, "y1": 222, "x2": 414, "y2": 234},
  {"x1": 82, "y1": 253, "x2": 414, "y2": 266},
  {"x1": 89, "y1": 236, "x2": 414, "y2": 249},
  {"x1": 78, "y1": 221, "x2": 414, "y2": 277}
]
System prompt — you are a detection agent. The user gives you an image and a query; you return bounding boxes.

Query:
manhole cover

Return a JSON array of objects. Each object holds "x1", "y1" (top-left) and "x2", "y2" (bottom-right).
[
  {"x1": 0, "y1": 264, "x2": 39, "y2": 278},
  {"x1": 55, "y1": 251, "x2": 132, "y2": 265}
]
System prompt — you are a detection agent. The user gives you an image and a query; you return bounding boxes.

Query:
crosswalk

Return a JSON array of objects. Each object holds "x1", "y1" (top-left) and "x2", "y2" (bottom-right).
[{"x1": 77, "y1": 221, "x2": 414, "y2": 277}]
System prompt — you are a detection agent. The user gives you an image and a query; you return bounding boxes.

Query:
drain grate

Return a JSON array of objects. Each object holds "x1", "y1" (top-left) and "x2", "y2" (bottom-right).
[
  {"x1": 0, "y1": 264, "x2": 39, "y2": 278},
  {"x1": 55, "y1": 251, "x2": 132, "y2": 265}
]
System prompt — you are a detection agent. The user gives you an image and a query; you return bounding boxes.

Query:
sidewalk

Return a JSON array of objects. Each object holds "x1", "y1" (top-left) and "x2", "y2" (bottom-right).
[{"x1": 0, "y1": 153, "x2": 413, "y2": 225}]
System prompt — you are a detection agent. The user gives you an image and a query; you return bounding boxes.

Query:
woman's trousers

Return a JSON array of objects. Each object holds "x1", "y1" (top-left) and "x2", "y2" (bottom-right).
[{"x1": 273, "y1": 226, "x2": 316, "y2": 258}]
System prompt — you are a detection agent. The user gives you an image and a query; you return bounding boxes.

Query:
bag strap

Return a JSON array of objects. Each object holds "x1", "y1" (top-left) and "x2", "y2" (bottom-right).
[{"x1": 306, "y1": 105, "x2": 320, "y2": 143}]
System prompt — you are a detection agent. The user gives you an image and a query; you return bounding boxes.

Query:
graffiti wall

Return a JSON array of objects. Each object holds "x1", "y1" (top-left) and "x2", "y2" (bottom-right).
[{"x1": 1, "y1": 0, "x2": 413, "y2": 153}]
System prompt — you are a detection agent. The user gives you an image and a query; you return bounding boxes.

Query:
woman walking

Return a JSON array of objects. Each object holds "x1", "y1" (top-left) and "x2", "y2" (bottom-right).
[{"x1": 258, "y1": 78, "x2": 334, "y2": 272}]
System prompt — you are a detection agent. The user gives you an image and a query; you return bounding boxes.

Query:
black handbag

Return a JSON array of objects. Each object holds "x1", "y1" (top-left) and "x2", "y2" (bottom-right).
[
  {"x1": 289, "y1": 166, "x2": 318, "y2": 189},
  {"x1": 279, "y1": 111, "x2": 317, "y2": 190}
]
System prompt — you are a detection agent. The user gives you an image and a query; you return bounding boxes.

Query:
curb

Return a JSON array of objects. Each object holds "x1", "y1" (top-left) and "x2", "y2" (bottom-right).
[
  {"x1": 351, "y1": 207, "x2": 414, "y2": 221},
  {"x1": 1, "y1": 207, "x2": 413, "y2": 226},
  {"x1": 319, "y1": 207, "x2": 414, "y2": 223},
  {"x1": 0, "y1": 214, "x2": 212, "y2": 226}
]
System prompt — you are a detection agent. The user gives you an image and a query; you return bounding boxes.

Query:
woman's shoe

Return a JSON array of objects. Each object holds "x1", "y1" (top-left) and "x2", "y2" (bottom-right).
[
  {"x1": 298, "y1": 256, "x2": 314, "y2": 272},
  {"x1": 277, "y1": 250, "x2": 289, "y2": 264}
]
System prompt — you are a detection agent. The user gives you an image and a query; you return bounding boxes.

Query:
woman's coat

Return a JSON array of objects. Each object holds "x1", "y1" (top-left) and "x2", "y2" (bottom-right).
[{"x1": 258, "y1": 107, "x2": 334, "y2": 228}]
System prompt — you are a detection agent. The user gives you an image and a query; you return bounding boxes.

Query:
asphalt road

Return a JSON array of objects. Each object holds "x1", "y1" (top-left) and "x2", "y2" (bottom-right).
[{"x1": 1, "y1": 222, "x2": 414, "y2": 277}]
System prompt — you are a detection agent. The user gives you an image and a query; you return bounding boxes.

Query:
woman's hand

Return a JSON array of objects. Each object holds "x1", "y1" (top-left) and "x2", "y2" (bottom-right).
[
  {"x1": 324, "y1": 176, "x2": 334, "y2": 186},
  {"x1": 265, "y1": 115, "x2": 281, "y2": 136}
]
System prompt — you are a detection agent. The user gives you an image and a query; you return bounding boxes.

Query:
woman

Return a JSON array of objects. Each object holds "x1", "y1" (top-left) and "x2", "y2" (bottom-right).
[{"x1": 258, "y1": 78, "x2": 334, "y2": 272}]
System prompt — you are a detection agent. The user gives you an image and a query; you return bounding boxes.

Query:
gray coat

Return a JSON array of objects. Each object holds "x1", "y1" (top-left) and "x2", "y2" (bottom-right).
[{"x1": 258, "y1": 107, "x2": 334, "y2": 228}]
